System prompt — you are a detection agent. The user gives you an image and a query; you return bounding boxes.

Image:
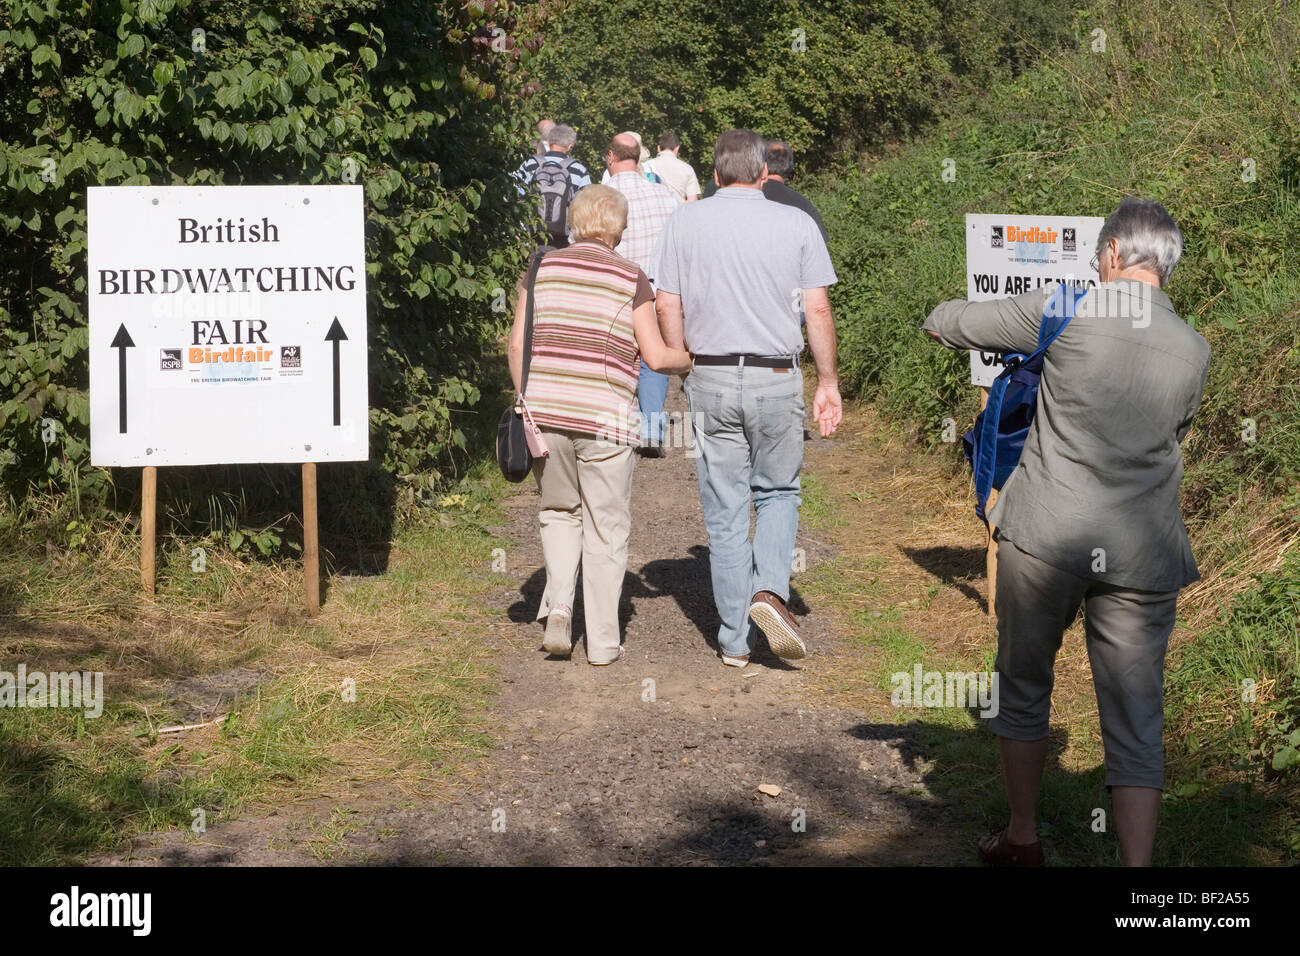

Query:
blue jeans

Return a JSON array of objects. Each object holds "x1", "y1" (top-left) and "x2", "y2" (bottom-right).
[
  {"x1": 683, "y1": 362, "x2": 804, "y2": 657},
  {"x1": 637, "y1": 361, "x2": 669, "y2": 446}
]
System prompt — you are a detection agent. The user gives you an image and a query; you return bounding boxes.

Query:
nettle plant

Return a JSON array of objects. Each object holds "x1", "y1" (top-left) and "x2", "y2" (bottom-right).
[{"x1": 1, "y1": 0, "x2": 541, "y2": 511}]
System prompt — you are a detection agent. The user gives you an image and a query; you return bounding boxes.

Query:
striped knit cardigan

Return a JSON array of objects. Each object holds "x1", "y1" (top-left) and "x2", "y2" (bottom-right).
[{"x1": 524, "y1": 240, "x2": 652, "y2": 446}]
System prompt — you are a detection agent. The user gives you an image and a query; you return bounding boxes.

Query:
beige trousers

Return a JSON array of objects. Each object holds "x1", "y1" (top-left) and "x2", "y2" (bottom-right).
[{"x1": 532, "y1": 430, "x2": 635, "y2": 663}]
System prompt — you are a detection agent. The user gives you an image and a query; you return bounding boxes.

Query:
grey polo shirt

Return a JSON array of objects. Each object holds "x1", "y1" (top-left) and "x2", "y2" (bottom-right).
[
  {"x1": 652, "y1": 186, "x2": 836, "y2": 356},
  {"x1": 923, "y1": 279, "x2": 1210, "y2": 592}
]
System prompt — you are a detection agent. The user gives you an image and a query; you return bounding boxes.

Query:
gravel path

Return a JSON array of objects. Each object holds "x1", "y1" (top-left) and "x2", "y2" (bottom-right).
[{"x1": 101, "y1": 383, "x2": 950, "y2": 865}]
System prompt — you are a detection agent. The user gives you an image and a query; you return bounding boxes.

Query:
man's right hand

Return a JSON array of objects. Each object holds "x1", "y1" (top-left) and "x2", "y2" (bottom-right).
[
  {"x1": 801, "y1": 287, "x2": 840, "y2": 436},
  {"x1": 812, "y1": 382, "x2": 842, "y2": 437}
]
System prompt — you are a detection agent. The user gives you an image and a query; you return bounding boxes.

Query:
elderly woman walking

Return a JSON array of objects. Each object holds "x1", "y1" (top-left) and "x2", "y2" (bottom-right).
[
  {"x1": 923, "y1": 197, "x2": 1210, "y2": 866},
  {"x1": 508, "y1": 185, "x2": 692, "y2": 665}
]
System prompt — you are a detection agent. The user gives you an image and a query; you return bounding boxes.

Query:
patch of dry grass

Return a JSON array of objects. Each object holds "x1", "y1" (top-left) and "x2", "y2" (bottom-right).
[
  {"x1": 799, "y1": 395, "x2": 1296, "y2": 863},
  {"x1": 0, "y1": 488, "x2": 508, "y2": 863}
]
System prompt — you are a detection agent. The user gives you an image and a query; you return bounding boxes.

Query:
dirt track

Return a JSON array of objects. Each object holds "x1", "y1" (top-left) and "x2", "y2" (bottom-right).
[{"x1": 99, "y1": 382, "x2": 955, "y2": 866}]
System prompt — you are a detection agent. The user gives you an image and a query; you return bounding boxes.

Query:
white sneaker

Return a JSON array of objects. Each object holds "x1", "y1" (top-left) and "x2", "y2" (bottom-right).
[
  {"x1": 721, "y1": 653, "x2": 749, "y2": 668},
  {"x1": 589, "y1": 646, "x2": 626, "y2": 667},
  {"x1": 542, "y1": 607, "x2": 572, "y2": 656}
]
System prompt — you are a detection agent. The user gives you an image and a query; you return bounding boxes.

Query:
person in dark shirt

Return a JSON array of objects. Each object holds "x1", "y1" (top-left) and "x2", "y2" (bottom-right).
[{"x1": 761, "y1": 140, "x2": 828, "y2": 242}]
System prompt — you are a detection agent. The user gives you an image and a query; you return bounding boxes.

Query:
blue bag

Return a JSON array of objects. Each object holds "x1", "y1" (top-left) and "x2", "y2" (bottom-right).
[{"x1": 962, "y1": 283, "x2": 1088, "y2": 520}]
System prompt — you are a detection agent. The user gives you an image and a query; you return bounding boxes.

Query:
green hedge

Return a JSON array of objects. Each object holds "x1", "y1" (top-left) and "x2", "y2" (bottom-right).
[
  {"x1": 1, "y1": 0, "x2": 540, "y2": 513},
  {"x1": 529, "y1": 0, "x2": 1075, "y2": 172},
  {"x1": 807, "y1": 0, "x2": 1300, "y2": 507}
]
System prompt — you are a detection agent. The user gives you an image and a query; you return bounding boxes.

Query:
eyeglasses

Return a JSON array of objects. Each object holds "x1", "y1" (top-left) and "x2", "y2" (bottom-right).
[{"x1": 1092, "y1": 239, "x2": 1117, "y2": 275}]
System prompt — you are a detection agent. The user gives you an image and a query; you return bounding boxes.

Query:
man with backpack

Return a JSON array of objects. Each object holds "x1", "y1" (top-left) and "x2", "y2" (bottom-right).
[
  {"x1": 515, "y1": 123, "x2": 591, "y2": 248},
  {"x1": 922, "y1": 197, "x2": 1210, "y2": 867}
]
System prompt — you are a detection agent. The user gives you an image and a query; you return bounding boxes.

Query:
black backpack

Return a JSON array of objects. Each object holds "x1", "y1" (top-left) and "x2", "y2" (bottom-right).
[{"x1": 533, "y1": 157, "x2": 577, "y2": 241}]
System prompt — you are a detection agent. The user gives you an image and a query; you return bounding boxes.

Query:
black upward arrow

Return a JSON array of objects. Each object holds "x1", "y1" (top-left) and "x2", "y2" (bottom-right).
[
  {"x1": 325, "y1": 317, "x2": 347, "y2": 427},
  {"x1": 110, "y1": 324, "x2": 135, "y2": 433}
]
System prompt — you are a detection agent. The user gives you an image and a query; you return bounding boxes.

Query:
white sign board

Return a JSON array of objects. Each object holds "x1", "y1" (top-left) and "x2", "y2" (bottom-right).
[
  {"x1": 965, "y1": 213, "x2": 1104, "y2": 386},
  {"x1": 89, "y1": 185, "x2": 367, "y2": 466}
]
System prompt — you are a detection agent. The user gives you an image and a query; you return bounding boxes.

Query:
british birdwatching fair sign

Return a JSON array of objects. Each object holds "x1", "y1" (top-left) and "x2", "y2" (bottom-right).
[
  {"x1": 965, "y1": 213, "x2": 1105, "y2": 387},
  {"x1": 88, "y1": 185, "x2": 367, "y2": 466}
]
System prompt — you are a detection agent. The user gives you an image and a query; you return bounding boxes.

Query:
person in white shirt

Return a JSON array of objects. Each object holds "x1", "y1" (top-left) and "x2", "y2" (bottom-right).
[
  {"x1": 603, "y1": 133, "x2": 682, "y2": 457},
  {"x1": 600, "y1": 131, "x2": 663, "y2": 186},
  {"x1": 534, "y1": 118, "x2": 555, "y2": 157},
  {"x1": 649, "y1": 131, "x2": 701, "y2": 202}
]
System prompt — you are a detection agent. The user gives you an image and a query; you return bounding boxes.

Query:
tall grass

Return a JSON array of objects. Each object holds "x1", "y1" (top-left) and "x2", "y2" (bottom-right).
[
  {"x1": 803, "y1": 0, "x2": 1300, "y2": 848},
  {"x1": 810, "y1": 0, "x2": 1300, "y2": 500},
  {"x1": 0, "y1": 482, "x2": 508, "y2": 865}
]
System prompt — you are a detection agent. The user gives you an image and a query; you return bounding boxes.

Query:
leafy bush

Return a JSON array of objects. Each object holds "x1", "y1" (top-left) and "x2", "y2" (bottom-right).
[
  {"x1": 529, "y1": 0, "x2": 1075, "y2": 172},
  {"x1": 806, "y1": 0, "x2": 1300, "y2": 508},
  {"x1": 1, "y1": 0, "x2": 541, "y2": 524}
]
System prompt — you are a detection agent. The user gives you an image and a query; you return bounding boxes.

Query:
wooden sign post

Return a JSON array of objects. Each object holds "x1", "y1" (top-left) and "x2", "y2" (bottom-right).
[
  {"x1": 302, "y1": 463, "x2": 320, "y2": 616},
  {"x1": 136, "y1": 463, "x2": 321, "y2": 615},
  {"x1": 141, "y1": 465, "x2": 157, "y2": 596},
  {"x1": 89, "y1": 185, "x2": 368, "y2": 616},
  {"x1": 977, "y1": 386, "x2": 997, "y2": 617}
]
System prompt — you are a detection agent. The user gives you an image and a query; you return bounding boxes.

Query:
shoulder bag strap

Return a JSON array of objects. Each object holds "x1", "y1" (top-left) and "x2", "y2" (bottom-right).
[
  {"x1": 1028, "y1": 283, "x2": 1087, "y2": 365},
  {"x1": 971, "y1": 283, "x2": 1087, "y2": 519},
  {"x1": 519, "y1": 249, "x2": 547, "y2": 396}
]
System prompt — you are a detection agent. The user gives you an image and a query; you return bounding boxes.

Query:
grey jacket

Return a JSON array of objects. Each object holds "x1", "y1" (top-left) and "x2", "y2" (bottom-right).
[{"x1": 923, "y1": 279, "x2": 1210, "y2": 592}]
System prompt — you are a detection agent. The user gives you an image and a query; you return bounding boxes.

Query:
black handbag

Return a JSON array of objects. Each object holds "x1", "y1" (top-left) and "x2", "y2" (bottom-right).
[{"x1": 497, "y1": 250, "x2": 548, "y2": 482}]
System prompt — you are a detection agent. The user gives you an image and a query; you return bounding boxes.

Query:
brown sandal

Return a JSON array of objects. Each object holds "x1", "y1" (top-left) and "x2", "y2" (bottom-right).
[{"x1": 978, "y1": 829, "x2": 1045, "y2": 867}]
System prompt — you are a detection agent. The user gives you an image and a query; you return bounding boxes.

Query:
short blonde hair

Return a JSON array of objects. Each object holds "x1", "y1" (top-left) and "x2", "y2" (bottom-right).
[{"x1": 568, "y1": 184, "x2": 627, "y2": 246}]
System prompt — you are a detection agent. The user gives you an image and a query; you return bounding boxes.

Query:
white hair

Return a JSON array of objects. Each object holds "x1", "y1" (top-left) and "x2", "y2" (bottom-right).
[
  {"x1": 1097, "y1": 197, "x2": 1183, "y2": 287},
  {"x1": 547, "y1": 124, "x2": 577, "y2": 150}
]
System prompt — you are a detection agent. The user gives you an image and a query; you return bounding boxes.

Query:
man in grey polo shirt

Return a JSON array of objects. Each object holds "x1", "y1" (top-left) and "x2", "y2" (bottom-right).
[
  {"x1": 923, "y1": 197, "x2": 1210, "y2": 866},
  {"x1": 654, "y1": 129, "x2": 841, "y2": 668}
]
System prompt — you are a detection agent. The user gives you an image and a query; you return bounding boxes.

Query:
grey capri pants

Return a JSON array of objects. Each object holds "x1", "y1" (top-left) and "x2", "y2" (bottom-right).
[{"x1": 987, "y1": 536, "x2": 1180, "y2": 790}]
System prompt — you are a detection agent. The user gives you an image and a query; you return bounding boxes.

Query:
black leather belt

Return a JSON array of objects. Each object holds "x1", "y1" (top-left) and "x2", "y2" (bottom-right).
[{"x1": 693, "y1": 354, "x2": 796, "y2": 368}]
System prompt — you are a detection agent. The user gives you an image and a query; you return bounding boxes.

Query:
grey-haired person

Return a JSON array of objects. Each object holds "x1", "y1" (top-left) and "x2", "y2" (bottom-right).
[
  {"x1": 514, "y1": 123, "x2": 592, "y2": 248},
  {"x1": 761, "y1": 140, "x2": 828, "y2": 243},
  {"x1": 923, "y1": 197, "x2": 1210, "y2": 866},
  {"x1": 654, "y1": 129, "x2": 841, "y2": 669},
  {"x1": 509, "y1": 186, "x2": 691, "y2": 665}
]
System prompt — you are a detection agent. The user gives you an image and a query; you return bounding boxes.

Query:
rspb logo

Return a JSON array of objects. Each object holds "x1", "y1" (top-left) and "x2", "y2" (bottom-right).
[
  {"x1": 991, "y1": 225, "x2": 1004, "y2": 248},
  {"x1": 159, "y1": 348, "x2": 182, "y2": 370},
  {"x1": 1062, "y1": 227, "x2": 1077, "y2": 251},
  {"x1": 281, "y1": 346, "x2": 301, "y2": 369}
]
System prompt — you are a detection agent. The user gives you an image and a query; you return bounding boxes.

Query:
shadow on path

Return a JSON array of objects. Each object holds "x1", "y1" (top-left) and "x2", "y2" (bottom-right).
[{"x1": 901, "y1": 544, "x2": 987, "y2": 613}]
